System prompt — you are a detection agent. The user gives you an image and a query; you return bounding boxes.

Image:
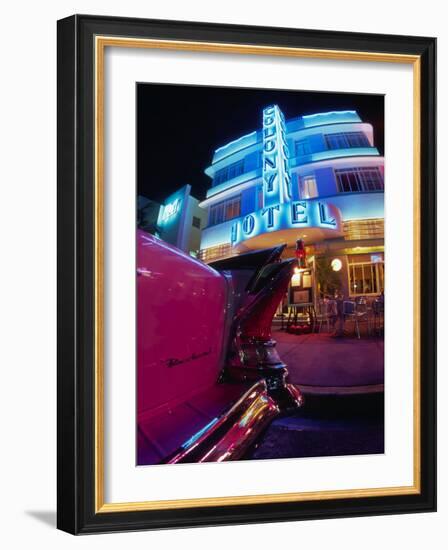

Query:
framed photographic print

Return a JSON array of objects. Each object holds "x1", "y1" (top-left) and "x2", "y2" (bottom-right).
[{"x1": 57, "y1": 14, "x2": 436, "y2": 534}]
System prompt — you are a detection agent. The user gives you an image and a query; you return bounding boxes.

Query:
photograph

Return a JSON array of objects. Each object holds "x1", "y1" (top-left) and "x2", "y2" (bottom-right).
[{"x1": 136, "y1": 84, "x2": 385, "y2": 466}]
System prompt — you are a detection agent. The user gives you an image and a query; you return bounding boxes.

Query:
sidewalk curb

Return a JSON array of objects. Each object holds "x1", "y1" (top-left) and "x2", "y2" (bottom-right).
[{"x1": 296, "y1": 384, "x2": 384, "y2": 396}]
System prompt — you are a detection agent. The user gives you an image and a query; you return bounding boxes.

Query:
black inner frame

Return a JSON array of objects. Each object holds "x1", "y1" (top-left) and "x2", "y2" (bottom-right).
[{"x1": 57, "y1": 14, "x2": 436, "y2": 534}]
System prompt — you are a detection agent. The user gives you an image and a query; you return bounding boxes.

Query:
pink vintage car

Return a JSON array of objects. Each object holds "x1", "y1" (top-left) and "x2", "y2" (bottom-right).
[{"x1": 137, "y1": 229, "x2": 303, "y2": 465}]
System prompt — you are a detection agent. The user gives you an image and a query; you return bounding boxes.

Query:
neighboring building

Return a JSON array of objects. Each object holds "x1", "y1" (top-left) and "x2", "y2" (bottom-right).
[
  {"x1": 199, "y1": 106, "x2": 384, "y2": 299},
  {"x1": 137, "y1": 196, "x2": 161, "y2": 236},
  {"x1": 138, "y1": 184, "x2": 206, "y2": 257}
]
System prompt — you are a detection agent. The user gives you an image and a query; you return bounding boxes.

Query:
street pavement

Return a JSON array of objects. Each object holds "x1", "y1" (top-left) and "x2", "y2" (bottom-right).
[
  {"x1": 273, "y1": 325, "x2": 384, "y2": 390},
  {"x1": 245, "y1": 325, "x2": 385, "y2": 460},
  {"x1": 248, "y1": 392, "x2": 384, "y2": 460}
]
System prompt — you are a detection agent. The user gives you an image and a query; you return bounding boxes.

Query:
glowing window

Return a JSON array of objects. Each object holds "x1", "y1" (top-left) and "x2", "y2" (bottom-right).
[
  {"x1": 208, "y1": 196, "x2": 241, "y2": 226},
  {"x1": 343, "y1": 219, "x2": 384, "y2": 240},
  {"x1": 325, "y1": 132, "x2": 370, "y2": 149},
  {"x1": 295, "y1": 139, "x2": 311, "y2": 156},
  {"x1": 257, "y1": 186, "x2": 264, "y2": 209},
  {"x1": 299, "y1": 175, "x2": 318, "y2": 199},
  {"x1": 335, "y1": 167, "x2": 383, "y2": 193},
  {"x1": 198, "y1": 243, "x2": 233, "y2": 263},
  {"x1": 213, "y1": 160, "x2": 245, "y2": 185},
  {"x1": 348, "y1": 256, "x2": 384, "y2": 296}
]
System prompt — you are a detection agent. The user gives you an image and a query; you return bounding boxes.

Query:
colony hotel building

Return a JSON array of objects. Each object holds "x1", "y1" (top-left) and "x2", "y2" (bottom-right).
[{"x1": 198, "y1": 105, "x2": 384, "y2": 299}]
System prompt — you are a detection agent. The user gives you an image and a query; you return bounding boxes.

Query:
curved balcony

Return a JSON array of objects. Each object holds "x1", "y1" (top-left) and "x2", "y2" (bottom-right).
[{"x1": 290, "y1": 146, "x2": 380, "y2": 168}]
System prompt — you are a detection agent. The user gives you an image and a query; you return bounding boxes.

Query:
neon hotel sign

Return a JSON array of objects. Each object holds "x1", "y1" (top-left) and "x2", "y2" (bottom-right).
[{"x1": 231, "y1": 105, "x2": 340, "y2": 246}]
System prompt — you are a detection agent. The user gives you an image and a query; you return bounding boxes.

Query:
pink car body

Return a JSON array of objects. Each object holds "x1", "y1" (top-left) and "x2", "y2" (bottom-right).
[{"x1": 137, "y1": 230, "x2": 303, "y2": 465}]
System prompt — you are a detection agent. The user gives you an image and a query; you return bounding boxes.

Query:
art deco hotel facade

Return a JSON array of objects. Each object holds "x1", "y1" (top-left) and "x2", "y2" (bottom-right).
[{"x1": 198, "y1": 106, "x2": 384, "y2": 299}]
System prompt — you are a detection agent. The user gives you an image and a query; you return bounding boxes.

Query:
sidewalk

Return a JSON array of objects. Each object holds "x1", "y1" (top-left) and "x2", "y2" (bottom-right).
[{"x1": 273, "y1": 325, "x2": 384, "y2": 392}]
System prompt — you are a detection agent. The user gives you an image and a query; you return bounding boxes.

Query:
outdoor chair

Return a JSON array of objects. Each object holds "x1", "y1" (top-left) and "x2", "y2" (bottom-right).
[
  {"x1": 316, "y1": 299, "x2": 335, "y2": 333},
  {"x1": 372, "y1": 298, "x2": 385, "y2": 335},
  {"x1": 316, "y1": 300, "x2": 330, "y2": 332},
  {"x1": 343, "y1": 299, "x2": 371, "y2": 339}
]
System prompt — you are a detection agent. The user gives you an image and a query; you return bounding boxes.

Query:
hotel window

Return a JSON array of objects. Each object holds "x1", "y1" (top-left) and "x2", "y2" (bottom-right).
[
  {"x1": 257, "y1": 186, "x2": 264, "y2": 209},
  {"x1": 213, "y1": 160, "x2": 245, "y2": 185},
  {"x1": 208, "y1": 195, "x2": 241, "y2": 226},
  {"x1": 295, "y1": 139, "x2": 311, "y2": 157},
  {"x1": 335, "y1": 167, "x2": 383, "y2": 193},
  {"x1": 192, "y1": 216, "x2": 201, "y2": 229},
  {"x1": 325, "y1": 131, "x2": 370, "y2": 150},
  {"x1": 199, "y1": 243, "x2": 233, "y2": 263},
  {"x1": 343, "y1": 218, "x2": 384, "y2": 240},
  {"x1": 299, "y1": 175, "x2": 318, "y2": 199},
  {"x1": 348, "y1": 254, "x2": 384, "y2": 296}
]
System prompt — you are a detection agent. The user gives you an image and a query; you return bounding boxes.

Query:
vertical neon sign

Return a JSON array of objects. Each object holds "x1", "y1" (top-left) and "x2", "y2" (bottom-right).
[{"x1": 262, "y1": 105, "x2": 292, "y2": 208}]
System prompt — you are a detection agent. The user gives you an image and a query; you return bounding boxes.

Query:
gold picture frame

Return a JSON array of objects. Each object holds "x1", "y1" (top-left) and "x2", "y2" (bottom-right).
[{"x1": 58, "y1": 15, "x2": 436, "y2": 534}]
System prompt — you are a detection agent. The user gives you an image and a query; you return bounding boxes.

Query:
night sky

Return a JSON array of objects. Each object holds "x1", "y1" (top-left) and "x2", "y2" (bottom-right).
[{"x1": 137, "y1": 83, "x2": 384, "y2": 204}]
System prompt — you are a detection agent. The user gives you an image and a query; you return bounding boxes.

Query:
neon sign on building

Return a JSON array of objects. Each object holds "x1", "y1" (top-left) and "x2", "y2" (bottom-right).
[
  {"x1": 227, "y1": 105, "x2": 343, "y2": 247},
  {"x1": 262, "y1": 105, "x2": 292, "y2": 207},
  {"x1": 230, "y1": 199, "x2": 340, "y2": 246},
  {"x1": 160, "y1": 198, "x2": 181, "y2": 223}
]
